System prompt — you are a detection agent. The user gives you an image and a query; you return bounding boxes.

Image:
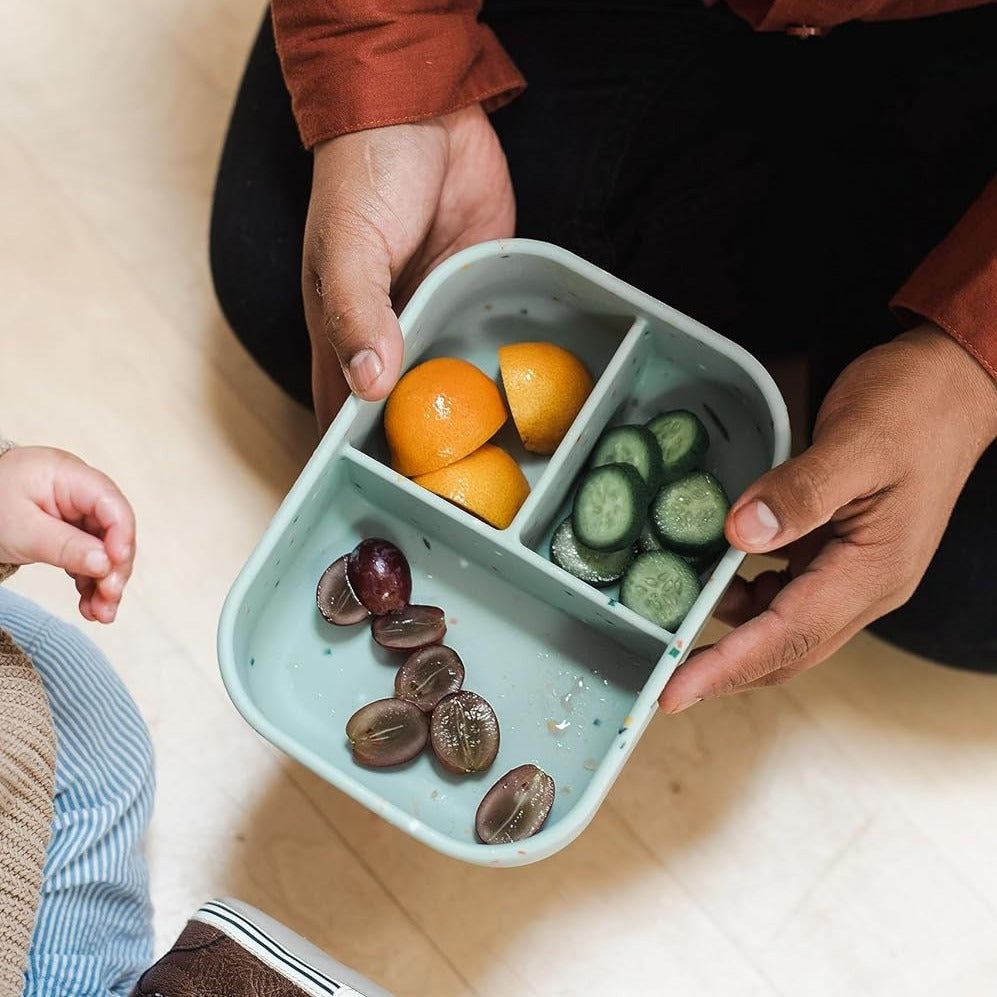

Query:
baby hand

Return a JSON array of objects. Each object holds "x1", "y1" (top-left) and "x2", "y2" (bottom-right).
[{"x1": 0, "y1": 446, "x2": 136, "y2": 623}]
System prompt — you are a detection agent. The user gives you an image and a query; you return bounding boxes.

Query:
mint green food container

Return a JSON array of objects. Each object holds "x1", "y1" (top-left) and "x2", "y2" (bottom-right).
[{"x1": 217, "y1": 239, "x2": 791, "y2": 867}]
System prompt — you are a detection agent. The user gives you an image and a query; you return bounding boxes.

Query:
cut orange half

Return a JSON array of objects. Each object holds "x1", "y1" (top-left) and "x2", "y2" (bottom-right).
[
  {"x1": 413, "y1": 443, "x2": 530, "y2": 530},
  {"x1": 384, "y1": 357, "x2": 507, "y2": 476},
  {"x1": 498, "y1": 342, "x2": 594, "y2": 455}
]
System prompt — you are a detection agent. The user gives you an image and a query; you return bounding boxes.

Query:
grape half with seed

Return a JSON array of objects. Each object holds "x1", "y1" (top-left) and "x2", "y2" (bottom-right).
[
  {"x1": 429, "y1": 691, "x2": 500, "y2": 774},
  {"x1": 394, "y1": 644, "x2": 464, "y2": 712},
  {"x1": 372, "y1": 604, "x2": 446, "y2": 650},
  {"x1": 316, "y1": 555, "x2": 371, "y2": 626},
  {"x1": 346, "y1": 698, "x2": 429, "y2": 767},
  {"x1": 475, "y1": 764, "x2": 556, "y2": 844}
]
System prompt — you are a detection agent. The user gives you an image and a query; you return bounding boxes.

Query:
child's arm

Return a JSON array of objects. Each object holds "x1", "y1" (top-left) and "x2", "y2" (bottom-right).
[{"x1": 0, "y1": 444, "x2": 135, "y2": 623}]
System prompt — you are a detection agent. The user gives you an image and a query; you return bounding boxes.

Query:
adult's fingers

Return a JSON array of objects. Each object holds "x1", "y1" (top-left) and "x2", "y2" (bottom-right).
[
  {"x1": 659, "y1": 539, "x2": 879, "y2": 712},
  {"x1": 725, "y1": 434, "x2": 888, "y2": 556},
  {"x1": 308, "y1": 339, "x2": 352, "y2": 436},
  {"x1": 302, "y1": 195, "x2": 406, "y2": 407},
  {"x1": 306, "y1": 249, "x2": 404, "y2": 402},
  {"x1": 732, "y1": 590, "x2": 896, "y2": 692},
  {"x1": 713, "y1": 570, "x2": 788, "y2": 629},
  {"x1": 714, "y1": 532, "x2": 827, "y2": 627}
]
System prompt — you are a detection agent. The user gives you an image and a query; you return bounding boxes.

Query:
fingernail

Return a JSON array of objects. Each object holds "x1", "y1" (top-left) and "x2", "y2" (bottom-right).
[
  {"x1": 84, "y1": 549, "x2": 110, "y2": 575},
  {"x1": 734, "y1": 500, "x2": 779, "y2": 547},
  {"x1": 101, "y1": 570, "x2": 124, "y2": 596},
  {"x1": 666, "y1": 696, "x2": 703, "y2": 715},
  {"x1": 347, "y1": 349, "x2": 383, "y2": 395}
]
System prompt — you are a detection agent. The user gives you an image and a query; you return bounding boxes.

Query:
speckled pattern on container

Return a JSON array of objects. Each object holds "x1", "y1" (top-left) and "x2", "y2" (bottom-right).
[{"x1": 217, "y1": 239, "x2": 790, "y2": 867}]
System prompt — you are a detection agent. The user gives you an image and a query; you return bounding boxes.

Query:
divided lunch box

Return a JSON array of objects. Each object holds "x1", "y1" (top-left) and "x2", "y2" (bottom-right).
[{"x1": 217, "y1": 239, "x2": 791, "y2": 867}]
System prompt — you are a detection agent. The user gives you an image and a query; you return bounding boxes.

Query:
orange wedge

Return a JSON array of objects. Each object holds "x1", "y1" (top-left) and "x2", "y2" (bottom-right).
[
  {"x1": 384, "y1": 357, "x2": 507, "y2": 476},
  {"x1": 413, "y1": 443, "x2": 530, "y2": 529},
  {"x1": 498, "y1": 342, "x2": 594, "y2": 455}
]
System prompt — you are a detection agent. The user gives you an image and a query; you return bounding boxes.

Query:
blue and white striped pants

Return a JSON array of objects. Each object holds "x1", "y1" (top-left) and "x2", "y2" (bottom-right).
[{"x1": 0, "y1": 588, "x2": 154, "y2": 996}]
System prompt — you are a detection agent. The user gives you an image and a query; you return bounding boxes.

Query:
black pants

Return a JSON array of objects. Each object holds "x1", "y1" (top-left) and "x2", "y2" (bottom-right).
[{"x1": 210, "y1": 1, "x2": 997, "y2": 671}]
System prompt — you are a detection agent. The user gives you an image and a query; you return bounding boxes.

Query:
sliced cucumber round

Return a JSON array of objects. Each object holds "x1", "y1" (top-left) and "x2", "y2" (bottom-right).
[
  {"x1": 644, "y1": 526, "x2": 716, "y2": 573},
  {"x1": 637, "y1": 521, "x2": 663, "y2": 554},
  {"x1": 589, "y1": 424, "x2": 663, "y2": 492},
  {"x1": 620, "y1": 551, "x2": 702, "y2": 631},
  {"x1": 645, "y1": 410, "x2": 709, "y2": 484},
  {"x1": 550, "y1": 518, "x2": 635, "y2": 587},
  {"x1": 571, "y1": 462, "x2": 648, "y2": 552},
  {"x1": 651, "y1": 471, "x2": 730, "y2": 556}
]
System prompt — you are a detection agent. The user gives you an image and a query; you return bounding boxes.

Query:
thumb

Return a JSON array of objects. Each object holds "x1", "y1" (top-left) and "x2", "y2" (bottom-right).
[
  {"x1": 726, "y1": 436, "x2": 882, "y2": 554},
  {"x1": 303, "y1": 216, "x2": 405, "y2": 405},
  {"x1": 22, "y1": 509, "x2": 111, "y2": 577}
]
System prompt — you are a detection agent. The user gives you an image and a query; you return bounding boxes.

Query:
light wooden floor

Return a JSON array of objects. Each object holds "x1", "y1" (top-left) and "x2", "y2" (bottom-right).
[{"x1": 4, "y1": 3, "x2": 997, "y2": 994}]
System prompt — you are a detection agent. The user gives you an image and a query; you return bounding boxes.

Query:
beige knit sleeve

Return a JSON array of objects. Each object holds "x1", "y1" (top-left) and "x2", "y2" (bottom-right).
[
  {"x1": 0, "y1": 439, "x2": 17, "y2": 584},
  {"x1": 0, "y1": 438, "x2": 58, "y2": 983},
  {"x1": 0, "y1": 630, "x2": 57, "y2": 988}
]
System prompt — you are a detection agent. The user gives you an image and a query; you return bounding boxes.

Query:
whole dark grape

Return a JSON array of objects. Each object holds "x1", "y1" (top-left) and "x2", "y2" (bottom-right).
[{"x1": 346, "y1": 538, "x2": 412, "y2": 615}]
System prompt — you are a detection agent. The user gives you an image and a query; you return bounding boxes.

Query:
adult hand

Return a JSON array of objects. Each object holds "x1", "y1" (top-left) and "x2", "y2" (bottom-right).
[
  {"x1": 0, "y1": 446, "x2": 136, "y2": 623},
  {"x1": 659, "y1": 324, "x2": 997, "y2": 712},
  {"x1": 302, "y1": 104, "x2": 515, "y2": 430}
]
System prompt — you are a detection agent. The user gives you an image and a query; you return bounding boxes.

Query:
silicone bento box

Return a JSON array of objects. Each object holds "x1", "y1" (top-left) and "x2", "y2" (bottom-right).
[{"x1": 217, "y1": 239, "x2": 791, "y2": 867}]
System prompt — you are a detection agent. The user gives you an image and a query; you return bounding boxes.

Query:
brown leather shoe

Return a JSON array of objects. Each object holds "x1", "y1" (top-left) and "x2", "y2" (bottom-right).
[{"x1": 131, "y1": 898, "x2": 396, "y2": 996}]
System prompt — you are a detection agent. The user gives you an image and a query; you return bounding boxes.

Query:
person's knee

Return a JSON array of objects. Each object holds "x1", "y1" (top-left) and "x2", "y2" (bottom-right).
[
  {"x1": 207, "y1": 28, "x2": 314, "y2": 409},
  {"x1": 208, "y1": 168, "x2": 314, "y2": 408},
  {"x1": 869, "y1": 590, "x2": 996, "y2": 674}
]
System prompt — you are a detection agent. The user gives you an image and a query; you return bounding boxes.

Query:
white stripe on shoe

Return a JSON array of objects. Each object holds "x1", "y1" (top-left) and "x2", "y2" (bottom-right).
[{"x1": 193, "y1": 899, "x2": 395, "y2": 997}]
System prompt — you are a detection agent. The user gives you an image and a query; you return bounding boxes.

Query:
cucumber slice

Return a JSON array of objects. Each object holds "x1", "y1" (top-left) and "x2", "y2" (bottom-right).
[
  {"x1": 640, "y1": 521, "x2": 712, "y2": 570},
  {"x1": 589, "y1": 424, "x2": 663, "y2": 491},
  {"x1": 550, "y1": 518, "x2": 635, "y2": 587},
  {"x1": 645, "y1": 410, "x2": 709, "y2": 483},
  {"x1": 571, "y1": 463, "x2": 648, "y2": 552},
  {"x1": 651, "y1": 471, "x2": 730, "y2": 555},
  {"x1": 637, "y1": 521, "x2": 663, "y2": 554},
  {"x1": 620, "y1": 551, "x2": 702, "y2": 631}
]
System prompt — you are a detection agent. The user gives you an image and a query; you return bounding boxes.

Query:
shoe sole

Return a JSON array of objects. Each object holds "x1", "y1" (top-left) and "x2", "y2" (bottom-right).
[{"x1": 193, "y1": 898, "x2": 395, "y2": 997}]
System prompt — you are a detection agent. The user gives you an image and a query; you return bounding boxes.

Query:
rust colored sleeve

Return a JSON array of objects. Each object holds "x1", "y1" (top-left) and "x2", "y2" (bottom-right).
[
  {"x1": 723, "y1": 0, "x2": 990, "y2": 31},
  {"x1": 890, "y1": 176, "x2": 997, "y2": 381},
  {"x1": 270, "y1": 1, "x2": 526, "y2": 149}
]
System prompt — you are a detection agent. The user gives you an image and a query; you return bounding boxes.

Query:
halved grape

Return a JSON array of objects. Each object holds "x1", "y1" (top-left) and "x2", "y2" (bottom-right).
[
  {"x1": 430, "y1": 691, "x2": 500, "y2": 774},
  {"x1": 316, "y1": 555, "x2": 371, "y2": 626},
  {"x1": 395, "y1": 645, "x2": 464, "y2": 712},
  {"x1": 346, "y1": 538, "x2": 412, "y2": 615},
  {"x1": 345, "y1": 698, "x2": 428, "y2": 767},
  {"x1": 475, "y1": 764, "x2": 556, "y2": 845},
  {"x1": 372, "y1": 604, "x2": 446, "y2": 651}
]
